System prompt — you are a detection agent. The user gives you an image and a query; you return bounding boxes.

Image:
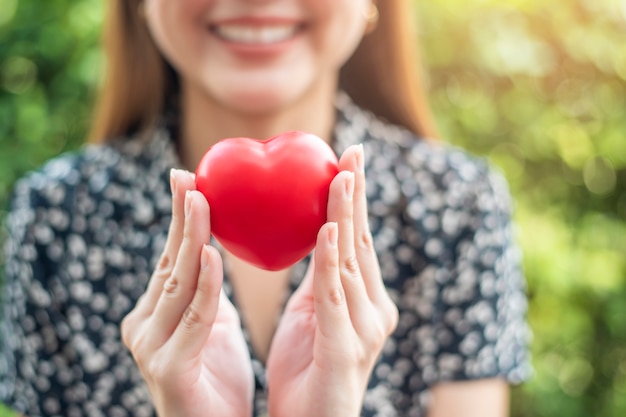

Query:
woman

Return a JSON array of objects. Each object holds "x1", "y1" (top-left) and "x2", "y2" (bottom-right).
[{"x1": 0, "y1": 0, "x2": 530, "y2": 416}]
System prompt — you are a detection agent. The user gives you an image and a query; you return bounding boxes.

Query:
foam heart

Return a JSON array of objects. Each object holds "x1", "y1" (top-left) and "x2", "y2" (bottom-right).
[{"x1": 195, "y1": 131, "x2": 339, "y2": 271}]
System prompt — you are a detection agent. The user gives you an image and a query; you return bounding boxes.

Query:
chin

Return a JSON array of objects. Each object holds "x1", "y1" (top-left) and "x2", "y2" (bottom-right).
[{"x1": 220, "y1": 88, "x2": 304, "y2": 116}]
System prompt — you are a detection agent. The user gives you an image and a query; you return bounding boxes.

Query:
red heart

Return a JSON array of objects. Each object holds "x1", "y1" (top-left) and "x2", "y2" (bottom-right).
[{"x1": 195, "y1": 131, "x2": 339, "y2": 271}]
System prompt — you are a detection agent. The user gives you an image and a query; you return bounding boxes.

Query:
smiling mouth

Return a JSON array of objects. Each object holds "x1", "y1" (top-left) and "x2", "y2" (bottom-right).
[{"x1": 210, "y1": 24, "x2": 303, "y2": 45}]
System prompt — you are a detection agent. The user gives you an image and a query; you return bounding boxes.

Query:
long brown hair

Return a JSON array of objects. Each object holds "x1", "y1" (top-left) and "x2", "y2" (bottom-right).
[{"x1": 89, "y1": 0, "x2": 439, "y2": 143}]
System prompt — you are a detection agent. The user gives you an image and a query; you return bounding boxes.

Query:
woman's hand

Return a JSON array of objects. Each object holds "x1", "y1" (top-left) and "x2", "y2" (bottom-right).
[
  {"x1": 265, "y1": 145, "x2": 399, "y2": 417},
  {"x1": 121, "y1": 170, "x2": 254, "y2": 417}
]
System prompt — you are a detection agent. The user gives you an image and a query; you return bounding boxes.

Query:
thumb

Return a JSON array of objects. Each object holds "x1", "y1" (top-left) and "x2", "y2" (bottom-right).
[
  {"x1": 215, "y1": 289, "x2": 242, "y2": 325},
  {"x1": 283, "y1": 256, "x2": 315, "y2": 313}
]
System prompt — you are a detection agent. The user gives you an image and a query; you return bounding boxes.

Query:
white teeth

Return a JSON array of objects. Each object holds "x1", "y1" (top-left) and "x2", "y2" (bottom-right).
[{"x1": 214, "y1": 25, "x2": 298, "y2": 44}]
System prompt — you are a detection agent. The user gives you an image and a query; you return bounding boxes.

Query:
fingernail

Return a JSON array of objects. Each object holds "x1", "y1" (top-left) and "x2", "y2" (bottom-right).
[
  {"x1": 201, "y1": 245, "x2": 210, "y2": 270},
  {"x1": 344, "y1": 172, "x2": 355, "y2": 199},
  {"x1": 184, "y1": 190, "x2": 192, "y2": 217},
  {"x1": 356, "y1": 144, "x2": 364, "y2": 172},
  {"x1": 328, "y1": 222, "x2": 338, "y2": 247}
]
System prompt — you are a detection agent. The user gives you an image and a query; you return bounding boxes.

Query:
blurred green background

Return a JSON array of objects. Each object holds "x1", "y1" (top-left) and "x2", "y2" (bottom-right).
[{"x1": 0, "y1": 0, "x2": 625, "y2": 416}]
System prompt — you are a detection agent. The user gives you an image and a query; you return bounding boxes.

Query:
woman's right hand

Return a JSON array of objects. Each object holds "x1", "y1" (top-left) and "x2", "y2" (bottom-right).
[{"x1": 121, "y1": 169, "x2": 254, "y2": 417}]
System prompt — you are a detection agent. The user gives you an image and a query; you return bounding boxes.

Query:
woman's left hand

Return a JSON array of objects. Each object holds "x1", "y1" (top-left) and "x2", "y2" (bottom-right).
[{"x1": 266, "y1": 144, "x2": 399, "y2": 417}]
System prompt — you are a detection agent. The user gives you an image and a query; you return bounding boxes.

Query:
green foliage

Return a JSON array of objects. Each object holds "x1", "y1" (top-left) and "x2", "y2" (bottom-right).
[
  {"x1": 415, "y1": 0, "x2": 626, "y2": 415},
  {"x1": 0, "y1": 0, "x2": 103, "y2": 215},
  {"x1": 0, "y1": 0, "x2": 625, "y2": 416}
]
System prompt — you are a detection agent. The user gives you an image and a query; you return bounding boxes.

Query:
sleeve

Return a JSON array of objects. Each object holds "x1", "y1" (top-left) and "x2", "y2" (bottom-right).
[
  {"x1": 414, "y1": 161, "x2": 532, "y2": 386},
  {"x1": 0, "y1": 175, "x2": 72, "y2": 416}
]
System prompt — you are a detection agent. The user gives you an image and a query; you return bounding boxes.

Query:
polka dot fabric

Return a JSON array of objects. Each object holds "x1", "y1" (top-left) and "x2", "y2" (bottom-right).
[{"x1": 0, "y1": 93, "x2": 530, "y2": 416}]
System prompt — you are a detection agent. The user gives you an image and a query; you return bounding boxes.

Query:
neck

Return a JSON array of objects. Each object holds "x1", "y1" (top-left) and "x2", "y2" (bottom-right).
[{"x1": 177, "y1": 81, "x2": 337, "y2": 170}]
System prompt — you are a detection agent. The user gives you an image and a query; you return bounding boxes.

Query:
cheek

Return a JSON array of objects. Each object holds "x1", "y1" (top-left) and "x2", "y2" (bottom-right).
[
  {"x1": 144, "y1": 0, "x2": 209, "y2": 69},
  {"x1": 317, "y1": 1, "x2": 369, "y2": 67},
  {"x1": 145, "y1": 2, "x2": 182, "y2": 58}
]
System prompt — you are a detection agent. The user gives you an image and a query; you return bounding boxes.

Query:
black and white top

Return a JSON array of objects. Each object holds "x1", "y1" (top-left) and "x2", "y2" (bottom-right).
[{"x1": 0, "y1": 93, "x2": 531, "y2": 417}]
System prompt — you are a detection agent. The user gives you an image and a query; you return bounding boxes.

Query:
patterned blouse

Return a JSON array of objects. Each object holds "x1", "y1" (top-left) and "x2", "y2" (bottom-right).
[{"x1": 0, "y1": 93, "x2": 530, "y2": 417}]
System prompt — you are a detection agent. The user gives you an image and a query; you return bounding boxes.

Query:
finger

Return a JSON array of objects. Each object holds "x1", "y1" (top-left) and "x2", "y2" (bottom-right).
[
  {"x1": 215, "y1": 288, "x2": 241, "y2": 325},
  {"x1": 168, "y1": 244, "x2": 223, "y2": 358},
  {"x1": 138, "y1": 169, "x2": 197, "y2": 317},
  {"x1": 313, "y1": 223, "x2": 351, "y2": 338},
  {"x1": 338, "y1": 145, "x2": 386, "y2": 303},
  {"x1": 283, "y1": 256, "x2": 315, "y2": 313},
  {"x1": 146, "y1": 190, "x2": 212, "y2": 348},
  {"x1": 326, "y1": 172, "x2": 371, "y2": 329}
]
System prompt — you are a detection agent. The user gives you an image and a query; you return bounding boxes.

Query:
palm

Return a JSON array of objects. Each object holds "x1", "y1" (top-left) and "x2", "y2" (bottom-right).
[
  {"x1": 171, "y1": 298, "x2": 253, "y2": 417},
  {"x1": 266, "y1": 292, "x2": 316, "y2": 417},
  {"x1": 266, "y1": 273, "x2": 361, "y2": 417}
]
